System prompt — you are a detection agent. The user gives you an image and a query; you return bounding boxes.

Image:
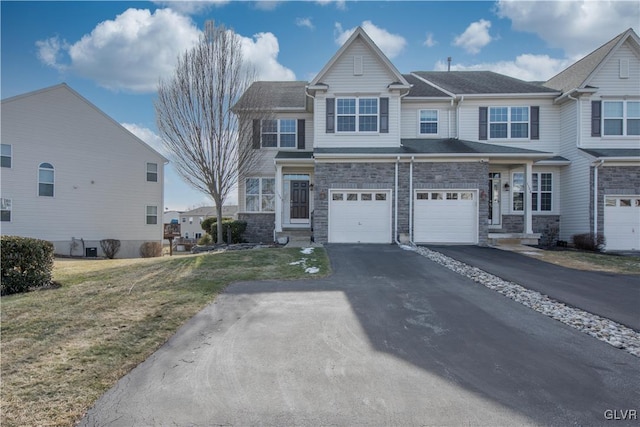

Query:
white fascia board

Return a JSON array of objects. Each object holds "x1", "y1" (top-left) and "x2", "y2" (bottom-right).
[
  {"x1": 535, "y1": 159, "x2": 572, "y2": 166},
  {"x1": 313, "y1": 152, "x2": 552, "y2": 161},
  {"x1": 456, "y1": 92, "x2": 560, "y2": 99}
]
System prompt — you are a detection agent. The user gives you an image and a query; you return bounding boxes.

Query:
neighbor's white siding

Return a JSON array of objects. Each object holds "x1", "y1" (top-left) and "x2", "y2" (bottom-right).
[
  {"x1": 1, "y1": 85, "x2": 166, "y2": 258},
  {"x1": 400, "y1": 101, "x2": 456, "y2": 139}
]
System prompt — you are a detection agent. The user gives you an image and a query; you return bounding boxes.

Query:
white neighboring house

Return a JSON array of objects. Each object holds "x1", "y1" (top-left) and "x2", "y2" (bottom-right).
[
  {"x1": 1, "y1": 83, "x2": 168, "y2": 258},
  {"x1": 178, "y1": 205, "x2": 238, "y2": 240}
]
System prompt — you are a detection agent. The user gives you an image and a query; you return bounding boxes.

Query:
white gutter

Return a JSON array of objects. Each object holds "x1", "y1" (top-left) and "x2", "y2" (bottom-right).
[
  {"x1": 409, "y1": 156, "x2": 415, "y2": 243},
  {"x1": 394, "y1": 156, "x2": 400, "y2": 244},
  {"x1": 313, "y1": 152, "x2": 552, "y2": 160},
  {"x1": 593, "y1": 159, "x2": 605, "y2": 238}
]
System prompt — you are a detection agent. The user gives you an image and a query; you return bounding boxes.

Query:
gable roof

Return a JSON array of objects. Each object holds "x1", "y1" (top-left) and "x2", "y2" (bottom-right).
[
  {"x1": 412, "y1": 71, "x2": 558, "y2": 96},
  {"x1": 403, "y1": 74, "x2": 451, "y2": 98},
  {"x1": 309, "y1": 26, "x2": 409, "y2": 88},
  {"x1": 544, "y1": 28, "x2": 640, "y2": 93},
  {"x1": 233, "y1": 81, "x2": 310, "y2": 111},
  {"x1": 2, "y1": 83, "x2": 169, "y2": 163}
]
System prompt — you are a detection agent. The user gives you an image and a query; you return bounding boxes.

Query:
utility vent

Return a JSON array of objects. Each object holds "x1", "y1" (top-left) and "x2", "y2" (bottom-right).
[
  {"x1": 354, "y1": 55, "x2": 363, "y2": 76},
  {"x1": 620, "y1": 58, "x2": 629, "y2": 79}
]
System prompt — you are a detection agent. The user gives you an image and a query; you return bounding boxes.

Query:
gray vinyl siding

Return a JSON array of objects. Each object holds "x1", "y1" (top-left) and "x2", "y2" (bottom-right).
[{"x1": 1, "y1": 85, "x2": 165, "y2": 258}]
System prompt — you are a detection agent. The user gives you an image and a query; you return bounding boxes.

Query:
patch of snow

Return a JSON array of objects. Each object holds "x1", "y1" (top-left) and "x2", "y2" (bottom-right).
[
  {"x1": 399, "y1": 244, "x2": 415, "y2": 251},
  {"x1": 521, "y1": 251, "x2": 542, "y2": 256},
  {"x1": 305, "y1": 267, "x2": 320, "y2": 274},
  {"x1": 289, "y1": 260, "x2": 305, "y2": 265},
  {"x1": 300, "y1": 247, "x2": 314, "y2": 255}
]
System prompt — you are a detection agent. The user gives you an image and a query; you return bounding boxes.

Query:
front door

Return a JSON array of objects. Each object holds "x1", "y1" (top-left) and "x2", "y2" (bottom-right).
[
  {"x1": 290, "y1": 181, "x2": 309, "y2": 221},
  {"x1": 489, "y1": 173, "x2": 501, "y2": 226}
]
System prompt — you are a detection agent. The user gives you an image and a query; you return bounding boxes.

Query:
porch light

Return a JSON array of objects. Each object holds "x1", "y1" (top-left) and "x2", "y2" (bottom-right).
[
  {"x1": 309, "y1": 183, "x2": 314, "y2": 191},
  {"x1": 504, "y1": 183, "x2": 510, "y2": 191}
]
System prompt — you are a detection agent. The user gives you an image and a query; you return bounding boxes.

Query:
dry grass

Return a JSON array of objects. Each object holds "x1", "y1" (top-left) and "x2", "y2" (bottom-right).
[
  {"x1": 1, "y1": 248, "x2": 329, "y2": 427},
  {"x1": 524, "y1": 249, "x2": 640, "y2": 275}
]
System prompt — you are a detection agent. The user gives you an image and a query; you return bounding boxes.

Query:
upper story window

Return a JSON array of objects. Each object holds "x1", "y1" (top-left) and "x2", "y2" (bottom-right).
[
  {"x1": 603, "y1": 101, "x2": 640, "y2": 136},
  {"x1": 38, "y1": 163, "x2": 54, "y2": 197},
  {"x1": 146, "y1": 162, "x2": 158, "y2": 182},
  {"x1": 1, "y1": 198, "x2": 11, "y2": 222},
  {"x1": 490, "y1": 107, "x2": 529, "y2": 139},
  {"x1": 512, "y1": 172, "x2": 552, "y2": 212},
  {"x1": 419, "y1": 110, "x2": 438, "y2": 135},
  {"x1": 337, "y1": 97, "x2": 378, "y2": 132},
  {"x1": 146, "y1": 206, "x2": 158, "y2": 225},
  {"x1": 1, "y1": 144, "x2": 11, "y2": 168},
  {"x1": 261, "y1": 119, "x2": 296, "y2": 148}
]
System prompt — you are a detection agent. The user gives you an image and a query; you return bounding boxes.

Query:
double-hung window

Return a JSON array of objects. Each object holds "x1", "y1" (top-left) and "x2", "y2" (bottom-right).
[
  {"x1": 512, "y1": 172, "x2": 552, "y2": 212},
  {"x1": 603, "y1": 101, "x2": 640, "y2": 136},
  {"x1": 146, "y1": 162, "x2": 158, "y2": 182},
  {"x1": 146, "y1": 206, "x2": 158, "y2": 225},
  {"x1": 1, "y1": 198, "x2": 11, "y2": 222},
  {"x1": 1, "y1": 144, "x2": 11, "y2": 168},
  {"x1": 38, "y1": 163, "x2": 54, "y2": 197},
  {"x1": 261, "y1": 119, "x2": 296, "y2": 148},
  {"x1": 419, "y1": 110, "x2": 438, "y2": 135},
  {"x1": 245, "y1": 178, "x2": 275, "y2": 212},
  {"x1": 336, "y1": 97, "x2": 378, "y2": 132},
  {"x1": 490, "y1": 107, "x2": 529, "y2": 139}
]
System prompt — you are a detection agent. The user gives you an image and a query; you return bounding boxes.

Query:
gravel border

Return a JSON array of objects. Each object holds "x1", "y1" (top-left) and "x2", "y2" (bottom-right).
[{"x1": 404, "y1": 245, "x2": 640, "y2": 358}]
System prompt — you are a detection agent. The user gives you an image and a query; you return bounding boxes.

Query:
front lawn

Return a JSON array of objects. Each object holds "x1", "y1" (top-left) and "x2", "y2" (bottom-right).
[
  {"x1": 0, "y1": 247, "x2": 329, "y2": 427},
  {"x1": 525, "y1": 249, "x2": 640, "y2": 275}
]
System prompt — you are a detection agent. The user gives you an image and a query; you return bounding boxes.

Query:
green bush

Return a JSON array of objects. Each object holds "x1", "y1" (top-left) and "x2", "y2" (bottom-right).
[
  {"x1": 200, "y1": 216, "x2": 233, "y2": 234},
  {"x1": 211, "y1": 220, "x2": 247, "y2": 244},
  {"x1": 139, "y1": 241, "x2": 163, "y2": 258},
  {"x1": 197, "y1": 234, "x2": 213, "y2": 245},
  {"x1": 1, "y1": 236, "x2": 54, "y2": 295}
]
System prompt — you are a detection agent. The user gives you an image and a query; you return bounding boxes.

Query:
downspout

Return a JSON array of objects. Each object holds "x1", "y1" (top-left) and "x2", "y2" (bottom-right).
[
  {"x1": 395, "y1": 156, "x2": 400, "y2": 244},
  {"x1": 409, "y1": 156, "x2": 415, "y2": 244},
  {"x1": 456, "y1": 96, "x2": 464, "y2": 139},
  {"x1": 567, "y1": 93, "x2": 581, "y2": 147},
  {"x1": 593, "y1": 159, "x2": 604, "y2": 239}
]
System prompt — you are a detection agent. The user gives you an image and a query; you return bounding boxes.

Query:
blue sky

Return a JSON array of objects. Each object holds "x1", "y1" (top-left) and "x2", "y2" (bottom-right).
[{"x1": 2, "y1": 0, "x2": 638, "y2": 211}]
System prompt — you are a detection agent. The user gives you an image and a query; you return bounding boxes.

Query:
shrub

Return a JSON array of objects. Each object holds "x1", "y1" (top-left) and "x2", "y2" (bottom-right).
[
  {"x1": 197, "y1": 234, "x2": 213, "y2": 245},
  {"x1": 139, "y1": 241, "x2": 163, "y2": 258},
  {"x1": 572, "y1": 233, "x2": 606, "y2": 252},
  {"x1": 1, "y1": 236, "x2": 54, "y2": 295},
  {"x1": 100, "y1": 239, "x2": 121, "y2": 259},
  {"x1": 211, "y1": 220, "x2": 247, "y2": 244},
  {"x1": 201, "y1": 216, "x2": 233, "y2": 234}
]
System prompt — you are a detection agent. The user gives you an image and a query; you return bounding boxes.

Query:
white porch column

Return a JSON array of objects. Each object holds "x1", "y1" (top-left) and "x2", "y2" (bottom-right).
[
  {"x1": 524, "y1": 161, "x2": 533, "y2": 234},
  {"x1": 275, "y1": 164, "x2": 283, "y2": 233}
]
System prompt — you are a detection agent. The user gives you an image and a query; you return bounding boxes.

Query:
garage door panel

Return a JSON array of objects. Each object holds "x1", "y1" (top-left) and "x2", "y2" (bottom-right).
[
  {"x1": 604, "y1": 196, "x2": 640, "y2": 251},
  {"x1": 329, "y1": 190, "x2": 391, "y2": 243},
  {"x1": 414, "y1": 191, "x2": 478, "y2": 244}
]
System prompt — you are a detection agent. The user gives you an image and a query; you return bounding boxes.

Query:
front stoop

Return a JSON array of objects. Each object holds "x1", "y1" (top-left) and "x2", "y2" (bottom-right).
[
  {"x1": 276, "y1": 229, "x2": 315, "y2": 247},
  {"x1": 488, "y1": 233, "x2": 541, "y2": 246}
]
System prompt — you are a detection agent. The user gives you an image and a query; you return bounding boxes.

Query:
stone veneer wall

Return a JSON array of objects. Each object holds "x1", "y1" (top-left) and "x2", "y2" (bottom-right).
[
  {"x1": 591, "y1": 165, "x2": 640, "y2": 237},
  {"x1": 238, "y1": 213, "x2": 275, "y2": 243},
  {"x1": 501, "y1": 215, "x2": 561, "y2": 246},
  {"x1": 313, "y1": 161, "x2": 489, "y2": 245}
]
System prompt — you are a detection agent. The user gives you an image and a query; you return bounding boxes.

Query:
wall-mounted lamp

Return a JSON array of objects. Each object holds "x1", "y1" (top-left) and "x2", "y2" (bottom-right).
[
  {"x1": 309, "y1": 183, "x2": 314, "y2": 191},
  {"x1": 503, "y1": 183, "x2": 510, "y2": 191}
]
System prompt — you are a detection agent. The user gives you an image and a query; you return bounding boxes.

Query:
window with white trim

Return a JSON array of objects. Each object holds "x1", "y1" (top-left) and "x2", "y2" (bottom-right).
[
  {"x1": 1, "y1": 198, "x2": 11, "y2": 222},
  {"x1": 146, "y1": 162, "x2": 158, "y2": 182},
  {"x1": 490, "y1": 107, "x2": 529, "y2": 139},
  {"x1": 336, "y1": 97, "x2": 378, "y2": 132},
  {"x1": 245, "y1": 178, "x2": 275, "y2": 212},
  {"x1": 512, "y1": 172, "x2": 552, "y2": 212},
  {"x1": 603, "y1": 101, "x2": 640, "y2": 136},
  {"x1": 261, "y1": 119, "x2": 296, "y2": 148},
  {"x1": 146, "y1": 206, "x2": 158, "y2": 225},
  {"x1": 419, "y1": 110, "x2": 438, "y2": 135},
  {"x1": 1, "y1": 144, "x2": 11, "y2": 168},
  {"x1": 38, "y1": 163, "x2": 54, "y2": 197}
]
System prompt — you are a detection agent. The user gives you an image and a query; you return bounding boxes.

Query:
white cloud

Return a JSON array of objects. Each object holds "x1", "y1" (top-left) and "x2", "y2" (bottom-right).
[
  {"x1": 316, "y1": 0, "x2": 346, "y2": 10},
  {"x1": 496, "y1": 0, "x2": 640, "y2": 57},
  {"x1": 296, "y1": 17, "x2": 315, "y2": 30},
  {"x1": 36, "y1": 8, "x2": 295, "y2": 92},
  {"x1": 423, "y1": 33, "x2": 437, "y2": 48},
  {"x1": 122, "y1": 123, "x2": 168, "y2": 156},
  {"x1": 453, "y1": 19, "x2": 493, "y2": 54},
  {"x1": 334, "y1": 21, "x2": 407, "y2": 59},
  {"x1": 253, "y1": 1, "x2": 282, "y2": 11},
  {"x1": 434, "y1": 53, "x2": 573, "y2": 82},
  {"x1": 239, "y1": 32, "x2": 296, "y2": 81},
  {"x1": 152, "y1": 0, "x2": 229, "y2": 15}
]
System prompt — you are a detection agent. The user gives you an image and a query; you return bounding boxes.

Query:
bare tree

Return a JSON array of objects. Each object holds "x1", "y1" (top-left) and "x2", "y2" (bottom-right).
[{"x1": 155, "y1": 21, "x2": 264, "y2": 244}]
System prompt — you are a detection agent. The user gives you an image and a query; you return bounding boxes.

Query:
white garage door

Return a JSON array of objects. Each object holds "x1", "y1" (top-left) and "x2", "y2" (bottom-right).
[
  {"x1": 414, "y1": 190, "x2": 478, "y2": 244},
  {"x1": 604, "y1": 196, "x2": 640, "y2": 251},
  {"x1": 328, "y1": 190, "x2": 392, "y2": 243}
]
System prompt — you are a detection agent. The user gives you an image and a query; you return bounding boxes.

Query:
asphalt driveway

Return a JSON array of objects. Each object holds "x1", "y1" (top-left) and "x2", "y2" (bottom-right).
[
  {"x1": 429, "y1": 245, "x2": 640, "y2": 331},
  {"x1": 81, "y1": 245, "x2": 639, "y2": 426}
]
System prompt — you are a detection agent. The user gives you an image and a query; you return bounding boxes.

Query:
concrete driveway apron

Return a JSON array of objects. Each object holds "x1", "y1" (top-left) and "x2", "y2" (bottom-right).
[
  {"x1": 81, "y1": 245, "x2": 639, "y2": 426},
  {"x1": 429, "y1": 245, "x2": 640, "y2": 331}
]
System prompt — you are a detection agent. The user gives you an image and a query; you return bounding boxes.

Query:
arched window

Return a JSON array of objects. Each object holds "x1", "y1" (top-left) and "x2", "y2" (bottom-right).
[{"x1": 38, "y1": 163, "x2": 54, "y2": 197}]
